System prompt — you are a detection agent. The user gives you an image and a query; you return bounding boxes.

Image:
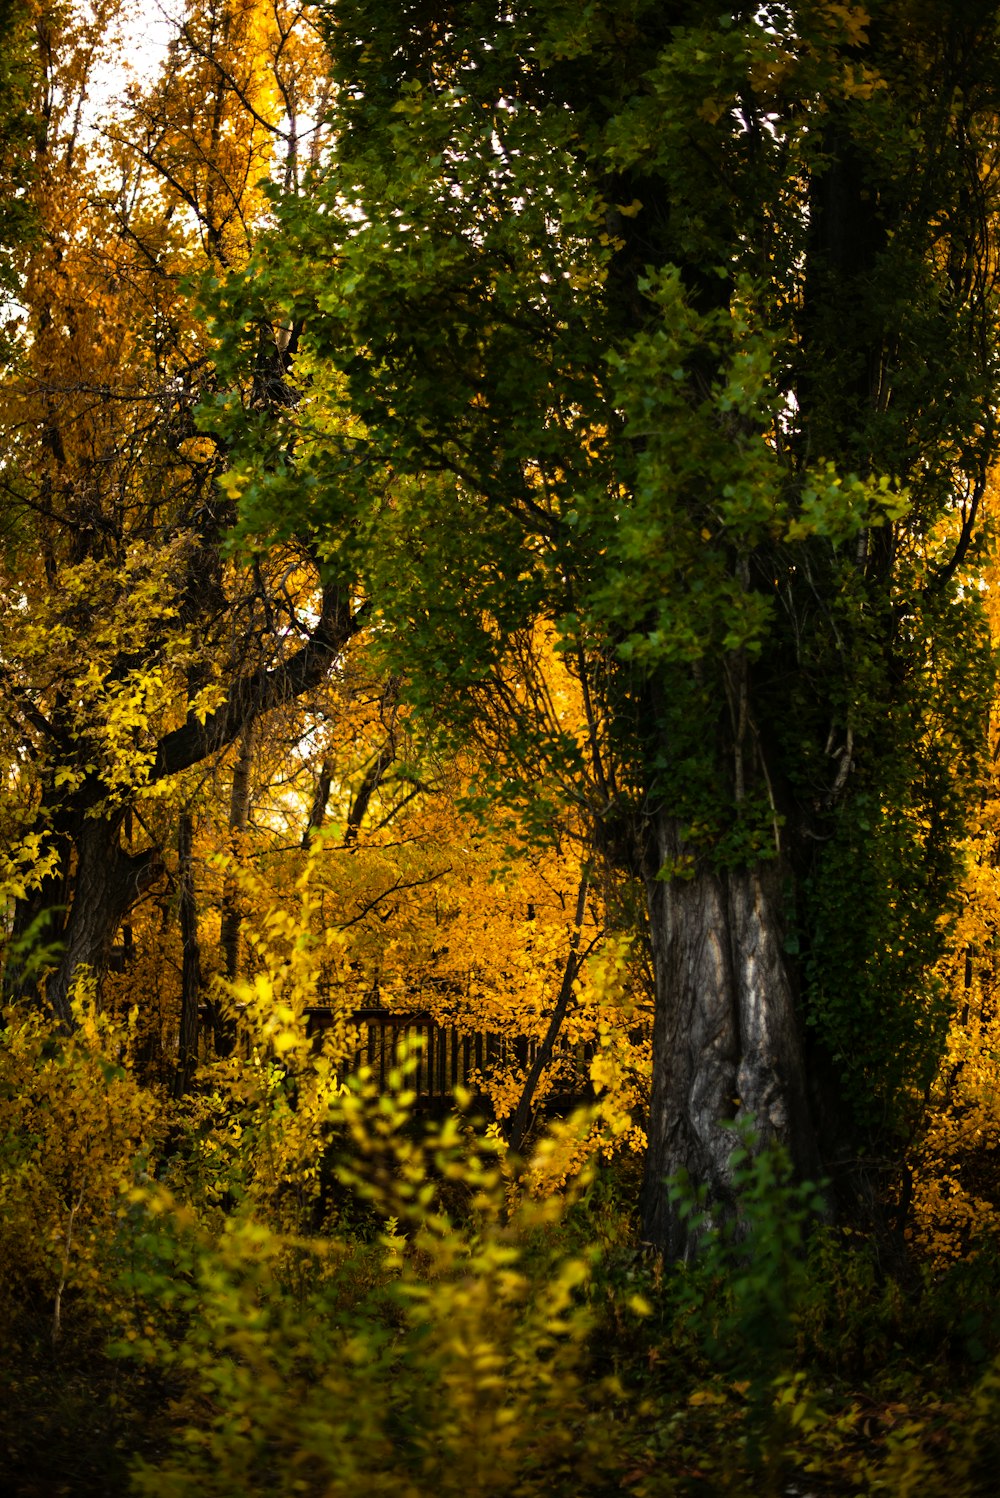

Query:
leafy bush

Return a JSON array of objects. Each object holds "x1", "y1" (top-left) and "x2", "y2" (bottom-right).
[
  {"x1": 114, "y1": 1072, "x2": 621, "y2": 1498},
  {"x1": 0, "y1": 988, "x2": 162, "y2": 1341},
  {"x1": 9, "y1": 974, "x2": 1000, "y2": 1495}
]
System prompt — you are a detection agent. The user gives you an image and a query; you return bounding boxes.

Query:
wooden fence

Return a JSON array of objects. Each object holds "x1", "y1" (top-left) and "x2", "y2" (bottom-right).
[{"x1": 304, "y1": 1005, "x2": 595, "y2": 1106}]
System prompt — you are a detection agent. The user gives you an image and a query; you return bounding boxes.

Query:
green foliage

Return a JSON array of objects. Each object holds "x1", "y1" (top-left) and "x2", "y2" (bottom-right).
[
  {"x1": 11, "y1": 2, "x2": 1000, "y2": 1485},
  {"x1": 0, "y1": 0, "x2": 37, "y2": 336},
  {"x1": 666, "y1": 1122, "x2": 828, "y2": 1381},
  {"x1": 801, "y1": 570, "x2": 995, "y2": 1131}
]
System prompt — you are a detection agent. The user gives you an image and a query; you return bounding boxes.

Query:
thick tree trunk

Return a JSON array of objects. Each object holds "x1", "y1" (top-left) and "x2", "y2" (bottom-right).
[
  {"x1": 641, "y1": 813, "x2": 819, "y2": 1258},
  {"x1": 17, "y1": 813, "x2": 159, "y2": 1027}
]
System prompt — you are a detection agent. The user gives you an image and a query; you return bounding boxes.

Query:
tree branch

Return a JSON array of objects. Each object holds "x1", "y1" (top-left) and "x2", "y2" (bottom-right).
[{"x1": 152, "y1": 584, "x2": 367, "y2": 781}]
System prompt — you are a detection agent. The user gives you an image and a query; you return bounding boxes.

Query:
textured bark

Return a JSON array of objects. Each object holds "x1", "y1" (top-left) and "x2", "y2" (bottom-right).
[
  {"x1": 28, "y1": 814, "x2": 159, "y2": 1027},
  {"x1": 641, "y1": 813, "x2": 819, "y2": 1259}
]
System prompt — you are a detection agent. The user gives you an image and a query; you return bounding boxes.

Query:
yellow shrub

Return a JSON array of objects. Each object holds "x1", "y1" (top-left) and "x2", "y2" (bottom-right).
[
  {"x1": 119, "y1": 1070, "x2": 620, "y2": 1498},
  {"x1": 0, "y1": 986, "x2": 162, "y2": 1338}
]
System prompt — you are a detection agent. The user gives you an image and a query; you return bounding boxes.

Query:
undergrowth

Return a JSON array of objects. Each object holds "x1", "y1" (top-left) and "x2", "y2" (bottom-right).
[{"x1": 3, "y1": 991, "x2": 1000, "y2": 1496}]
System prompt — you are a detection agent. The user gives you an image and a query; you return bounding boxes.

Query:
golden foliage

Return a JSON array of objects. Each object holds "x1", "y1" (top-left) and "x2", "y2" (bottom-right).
[{"x1": 911, "y1": 533, "x2": 1000, "y2": 1265}]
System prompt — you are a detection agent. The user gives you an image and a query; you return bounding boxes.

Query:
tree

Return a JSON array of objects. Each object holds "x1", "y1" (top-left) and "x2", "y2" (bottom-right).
[
  {"x1": 219, "y1": 0, "x2": 1000, "y2": 1252},
  {"x1": 1, "y1": 1, "x2": 627, "y2": 1148},
  {"x1": 0, "y1": 0, "x2": 355, "y2": 1027},
  {"x1": 0, "y1": 0, "x2": 37, "y2": 335}
]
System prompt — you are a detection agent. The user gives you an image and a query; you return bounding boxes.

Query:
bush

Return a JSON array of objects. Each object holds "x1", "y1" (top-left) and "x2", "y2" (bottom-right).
[{"x1": 115, "y1": 1073, "x2": 621, "y2": 1498}]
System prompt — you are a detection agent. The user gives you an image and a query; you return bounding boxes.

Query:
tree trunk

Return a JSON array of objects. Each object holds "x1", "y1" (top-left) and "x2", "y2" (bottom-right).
[
  {"x1": 220, "y1": 724, "x2": 254, "y2": 983},
  {"x1": 4, "y1": 828, "x2": 72, "y2": 1006},
  {"x1": 213, "y1": 725, "x2": 255, "y2": 1056},
  {"x1": 302, "y1": 755, "x2": 334, "y2": 850},
  {"x1": 641, "y1": 812, "x2": 819, "y2": 1258},
  {"x1": 174, "y1": 811, "x2": 202, "y2": 1097},
  {"x1": 12, "y1": 812, "x2": 158, "y2": 1027}
]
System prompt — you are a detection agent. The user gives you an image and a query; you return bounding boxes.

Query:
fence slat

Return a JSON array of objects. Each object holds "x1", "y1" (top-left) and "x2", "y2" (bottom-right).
[{"x1": 294, "y1": 1007, "x2": 603, "y2": 1113}]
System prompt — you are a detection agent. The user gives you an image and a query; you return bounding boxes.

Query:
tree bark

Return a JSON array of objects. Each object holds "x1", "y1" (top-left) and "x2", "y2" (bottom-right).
[
  {"x1": 152, "y1": 581, "x2": 362, "y2": 782},
  {"x1": 641, "y1": 812, "x2": 819, "y2": 1258},
  {"x1": 14, "y1": 811, "x2": 159, "y2": 1027},
  {"x1": 174, "y1": 811, "x2": 202, "y2": 1097}
]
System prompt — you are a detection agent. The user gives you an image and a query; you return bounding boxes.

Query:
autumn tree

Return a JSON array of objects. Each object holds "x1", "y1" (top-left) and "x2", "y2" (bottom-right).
[
  {"x1": 214, "y1": 0, "x2": 1000, "y2": 1252},
  {"x1": 0, "y1": 0, "x2": 355, "y2": 1028}
]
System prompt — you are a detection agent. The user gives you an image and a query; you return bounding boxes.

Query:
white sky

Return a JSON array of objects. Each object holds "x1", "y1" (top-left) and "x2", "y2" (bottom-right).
[{"x1": 84, "y1": 1, "x2": 177, "y2": 132}]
